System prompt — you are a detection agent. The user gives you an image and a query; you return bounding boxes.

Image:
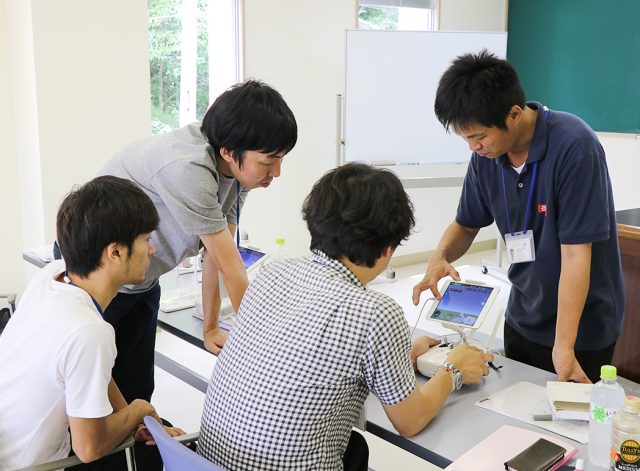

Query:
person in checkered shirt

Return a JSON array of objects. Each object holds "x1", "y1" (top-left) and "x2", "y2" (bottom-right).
[{"x1": 197, "y1": 162, "x2": 493, "y2": 470}]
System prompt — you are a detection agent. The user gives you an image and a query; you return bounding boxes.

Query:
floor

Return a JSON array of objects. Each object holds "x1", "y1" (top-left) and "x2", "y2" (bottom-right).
[{"x1": 152, "y1": 248, "x2": 502, "y2": 470}]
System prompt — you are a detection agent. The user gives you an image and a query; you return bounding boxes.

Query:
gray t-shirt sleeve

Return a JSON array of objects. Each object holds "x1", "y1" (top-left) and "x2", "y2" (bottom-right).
[{"x1": 150, "y1": 159, "x2": 228, "y2": 235}]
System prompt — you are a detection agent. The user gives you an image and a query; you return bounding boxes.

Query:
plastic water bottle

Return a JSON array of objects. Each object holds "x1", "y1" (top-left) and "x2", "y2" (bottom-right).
[
  {"x1": 611, "y1": 395, "x2": 640, "y2": 470},
  {"x1": 588, "y1": 365, "x2": 625, "y2": 467},
  {"x1": 272, "y1": 237, "x2": 287, "y2": 262},
  {"x1": 240, "y1": 230, "x2": 250, "y2": 246}
]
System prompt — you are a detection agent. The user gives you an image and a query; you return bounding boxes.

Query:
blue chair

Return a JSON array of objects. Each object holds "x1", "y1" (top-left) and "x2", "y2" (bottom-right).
[{"x1": 143, "y1": 416, "x2": 224, "y2": 471}]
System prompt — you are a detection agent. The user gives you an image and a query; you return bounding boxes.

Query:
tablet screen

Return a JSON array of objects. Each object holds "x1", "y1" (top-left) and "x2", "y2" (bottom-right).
[
  {"x1": 239, "y1": 246, "x2": 266, "y2": 269},
  {"x1": 430, "y1": 282, "x2": 496, "y2": 327}
]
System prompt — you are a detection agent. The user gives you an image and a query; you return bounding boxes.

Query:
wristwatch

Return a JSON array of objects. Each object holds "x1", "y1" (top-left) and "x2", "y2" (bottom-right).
[{"x1": 437, "y1": 362, "x2": 463, "y2": 392}]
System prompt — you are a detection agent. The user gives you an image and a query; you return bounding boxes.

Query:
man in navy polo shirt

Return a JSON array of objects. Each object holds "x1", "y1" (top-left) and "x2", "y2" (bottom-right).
[{"x1": 412, "y1": 50, "x2": 624, "y2": 383}]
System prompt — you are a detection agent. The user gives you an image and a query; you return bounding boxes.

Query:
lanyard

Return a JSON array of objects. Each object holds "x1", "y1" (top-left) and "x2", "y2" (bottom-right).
[
  {"x1": 63, "y1": 272, "x2": 105, "y2": 319},
  {"x1": 500, "y1": 106, "x2": 549, "y2": 236},
  {"x1": 501, "y1": 162, "x2": 538, "y2": 236},
  {"x1": 235, "y1": 181, "x2": 241, "y2": 248}
]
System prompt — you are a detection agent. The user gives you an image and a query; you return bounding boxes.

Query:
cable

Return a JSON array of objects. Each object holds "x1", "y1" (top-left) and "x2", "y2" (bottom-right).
[
  {"x1": 485, "y1": 307, "x2": 505, "y2": 354},
  {"x1": 410, "y1": 297, "x2": 435, "y2": 339}
]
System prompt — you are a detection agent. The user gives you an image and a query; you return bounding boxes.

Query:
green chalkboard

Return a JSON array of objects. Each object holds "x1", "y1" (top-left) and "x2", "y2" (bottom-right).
[{"x1": 507, "y1": 0, "x2": 640, "y2": 133}]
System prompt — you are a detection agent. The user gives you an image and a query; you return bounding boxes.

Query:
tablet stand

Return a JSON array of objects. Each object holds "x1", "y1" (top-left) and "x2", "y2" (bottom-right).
[{"x1": 440, "y1": 322, "x2": 470, "y2": 345}]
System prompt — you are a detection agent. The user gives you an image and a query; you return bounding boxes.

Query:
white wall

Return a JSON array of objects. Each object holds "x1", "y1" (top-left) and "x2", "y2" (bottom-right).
[
  {"x1": 439, "y1": 0, "x2": 508, "y2": 31},
  {"x1": 239, "y1": 0, "x2": 357, "y2": 257},
  {"x1": 1, "y1": 0, "x2": 152, "y2": 296},
  {"x1": 240, "y1": 0, "x2": 509, "y2": 260},
  {"x1": 599, "y1": 133, "x2": 640, "y2": 211},
  {"x1": 0, "y1": 0, "x2": 24, "y2": 297},
  {"x1": 30, "y1": 0, "x2": 152, "y2": 240}
]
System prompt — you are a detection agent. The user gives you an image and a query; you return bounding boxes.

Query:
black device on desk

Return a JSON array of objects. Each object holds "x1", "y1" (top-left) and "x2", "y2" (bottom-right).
[{"x1": 504, "y1": 438, "x2": 565, "y2": 471}]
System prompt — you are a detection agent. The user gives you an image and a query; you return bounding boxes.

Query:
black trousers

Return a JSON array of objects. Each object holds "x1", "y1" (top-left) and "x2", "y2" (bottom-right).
[
  {"x1": 103, "y1": 284, "x2": 161, "y2": 403},
  {"x1": 343, "y1": 430, "x2": 369, "y2": 471},
  {"x1": 504, "y1": 322, "x2": 617, "y2": 383}
]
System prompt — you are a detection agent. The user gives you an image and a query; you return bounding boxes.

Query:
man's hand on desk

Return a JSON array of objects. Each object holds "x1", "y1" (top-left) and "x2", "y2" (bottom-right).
[
  {"x1": 412, "y1": 256, "x2": 460, "y2": 304},
  {"x1": 446, "y1": 345, "x2": 493, "y2": 384},
  {"x1": 204, "y1": 326, "x2": 229, "y2": 355},
  {"x1": 411, "y1": 336, "x2": 441, "y2": 370},
  {"x1": 552, "y1": 346, "x2": 591, "y2": 384}
]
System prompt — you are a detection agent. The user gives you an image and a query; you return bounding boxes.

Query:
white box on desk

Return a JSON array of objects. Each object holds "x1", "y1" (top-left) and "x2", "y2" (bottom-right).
[{"x1": 546, "y1": 381, "x2": 591, "y2": 421}]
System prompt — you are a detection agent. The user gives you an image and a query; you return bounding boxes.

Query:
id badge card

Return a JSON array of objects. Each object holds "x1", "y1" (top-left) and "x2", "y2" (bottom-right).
[{"x1": 505, "y1": 230, "x2": 536, "y2": 264}]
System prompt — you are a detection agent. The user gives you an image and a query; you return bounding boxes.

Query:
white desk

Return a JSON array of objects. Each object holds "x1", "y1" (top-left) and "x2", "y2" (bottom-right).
[
  {"x1": 22, "y1": 246, "x2": 53, "y2": 268},
  {"x1": 155, "y1": 265, "x2": 581, "y2": 469},
  {"x1": 364, "y1": 341, "x2": 583, "y2": 469}
]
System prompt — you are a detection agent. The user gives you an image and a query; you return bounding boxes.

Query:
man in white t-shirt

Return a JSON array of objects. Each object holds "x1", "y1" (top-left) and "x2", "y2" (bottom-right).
[{"x1": 0, "y1": 176, "x2": 183, "y2": 470}]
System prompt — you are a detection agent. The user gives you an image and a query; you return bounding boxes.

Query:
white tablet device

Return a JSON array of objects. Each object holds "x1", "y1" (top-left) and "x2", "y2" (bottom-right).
[{"x1": 425, "y1": 280, "x2": 500, "y2": 330}]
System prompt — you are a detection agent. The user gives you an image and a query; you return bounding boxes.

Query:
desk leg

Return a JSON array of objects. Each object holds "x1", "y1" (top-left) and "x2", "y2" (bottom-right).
[{"x1": 154, "y1": 351, "x2": 209, "y2": 393}]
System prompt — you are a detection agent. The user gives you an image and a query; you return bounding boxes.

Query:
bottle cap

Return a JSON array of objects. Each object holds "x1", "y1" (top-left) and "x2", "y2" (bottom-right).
[
  {"x1": 276, "y1": 238, "x2": 285, "y2": 246},
  {"x1": 623, "y1": 395, "x2": 640, "y2": 413},
  {"x1": 574, "y1": 458, "x2": 584, "y2": 470},
  {"x1": 600, "y1": 365, "x2": 617, "y2": 381}
]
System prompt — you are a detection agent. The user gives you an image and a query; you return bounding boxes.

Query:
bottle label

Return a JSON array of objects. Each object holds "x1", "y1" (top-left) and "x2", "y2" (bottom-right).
[
  {"x1": 591, "y1": 404, "x2": 618, "y2": 424},
  {"x1": 612, "y1": 439, "x2": 640, "y2": 470}
]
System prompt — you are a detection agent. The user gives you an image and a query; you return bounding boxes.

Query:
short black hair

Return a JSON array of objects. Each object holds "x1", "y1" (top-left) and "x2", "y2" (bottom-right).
[
  {"x1": 201, "y1": 79, "x2": 298, "y2": 167},
  {"x1": 56, "y1": 176, "x2": 159, "y2": 277},
  {"x1": 302, "y1": 163, "x2": 415, "y2": 268},
  {"x1": 435, "y1": 50, "x2": 525, "y2": 131}
]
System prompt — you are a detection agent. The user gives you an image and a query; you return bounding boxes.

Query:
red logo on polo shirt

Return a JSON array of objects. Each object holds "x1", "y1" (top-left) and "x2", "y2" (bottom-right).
[{"x1": 537, "y1": 204, "x2": 547, "y2": 215}]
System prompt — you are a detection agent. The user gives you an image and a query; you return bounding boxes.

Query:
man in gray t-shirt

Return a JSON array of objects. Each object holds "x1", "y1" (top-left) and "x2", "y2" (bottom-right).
[{"x1": 98, "y1": 80, "x2": 297, "y2": 405}]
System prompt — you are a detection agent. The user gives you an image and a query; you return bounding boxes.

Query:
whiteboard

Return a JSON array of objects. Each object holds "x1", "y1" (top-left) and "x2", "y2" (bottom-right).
[{"x1": 344, "y1": 30, "x2": 507, "y2": 166}]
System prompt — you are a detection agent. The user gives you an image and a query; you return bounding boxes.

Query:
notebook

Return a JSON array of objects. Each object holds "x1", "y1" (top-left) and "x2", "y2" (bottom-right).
[{"x1": 444, "y1": 424, "x2": 578, "y2": 471}]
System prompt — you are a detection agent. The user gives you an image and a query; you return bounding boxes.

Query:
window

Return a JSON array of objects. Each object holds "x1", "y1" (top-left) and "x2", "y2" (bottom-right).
[
  {"x1": 358, "y1": 0, "x2": 438, "y2": 31},
  {"x1": 148, "y1": 0, "x2": 242, "y2": 134}
]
